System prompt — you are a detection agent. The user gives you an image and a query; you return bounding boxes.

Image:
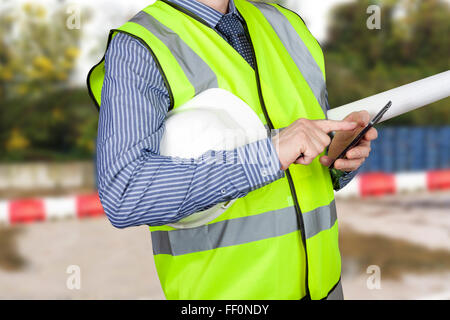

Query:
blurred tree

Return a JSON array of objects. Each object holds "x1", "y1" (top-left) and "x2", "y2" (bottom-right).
[
  {"x1": 0, "y1": 3, "x2": 81, "y2": 100},
  {"x1": 0, "y1": 2, "x2": 96, "y2": 162},
  {"x1": 325, "y1": 0, "x2": 450, "y2": 125}
]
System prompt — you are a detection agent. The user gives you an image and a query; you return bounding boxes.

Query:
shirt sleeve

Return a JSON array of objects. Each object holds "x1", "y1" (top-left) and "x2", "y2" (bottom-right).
[{"x1": 96, "y1": 33, "x2": 284, "y2": 228}]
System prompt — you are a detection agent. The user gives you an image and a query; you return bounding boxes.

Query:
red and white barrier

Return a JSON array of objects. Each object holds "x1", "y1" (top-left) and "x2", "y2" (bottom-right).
[
  {"x1": 0, "y1": 170, "x2": 449, "y2": 225},
  {"x1": 0, "y1": 193, "x2": 104, "y2": 226},
  {"x1": 336, "y1": 169, "x2": 450, "y2": 198}
]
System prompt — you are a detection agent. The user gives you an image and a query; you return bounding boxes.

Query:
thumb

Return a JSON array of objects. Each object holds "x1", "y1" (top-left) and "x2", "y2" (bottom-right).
[
  {"x1": 319, "y1": 155, "x2": 333, "y2": 167},
  {"x1": 345, "y1": 111, "x2": 370, "y2": 127}
]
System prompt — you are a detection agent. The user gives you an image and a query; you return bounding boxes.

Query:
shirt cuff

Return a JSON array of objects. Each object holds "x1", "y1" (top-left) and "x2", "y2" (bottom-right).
[
  {"x1": 331, "y1": 168, "x2": 359, "y2": 191},
  {"x1": 236, "y1": 138, "x2": 285, "y2": 190}
]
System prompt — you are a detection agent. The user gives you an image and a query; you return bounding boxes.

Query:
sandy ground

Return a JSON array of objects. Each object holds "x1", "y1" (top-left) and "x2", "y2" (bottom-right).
[
  {"x1": 336, "y1": 191, "x2": 450, "y2": 251},
  {"x1": 0, "y1": 191, "x2": 449, "y2": 300},
  {"x1": 0, "y1": 219, "x2": 165, "y2": 300}
]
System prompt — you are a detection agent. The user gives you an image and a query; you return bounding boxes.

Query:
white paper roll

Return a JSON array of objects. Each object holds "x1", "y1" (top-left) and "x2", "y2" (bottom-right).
[{"x1": 327, "y1": 70, "x2": 450, "y2": 122}]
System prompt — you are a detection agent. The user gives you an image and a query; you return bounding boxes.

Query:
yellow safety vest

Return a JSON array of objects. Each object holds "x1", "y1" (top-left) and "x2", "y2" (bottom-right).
[{"x1": 88, "y1": 0, "x2": 342, "y2": 300}]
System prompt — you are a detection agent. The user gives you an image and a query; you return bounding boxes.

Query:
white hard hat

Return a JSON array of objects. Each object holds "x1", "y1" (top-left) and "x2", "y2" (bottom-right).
[{"x1": 160, "y1": 88, "x2": 267, "y2": 229}]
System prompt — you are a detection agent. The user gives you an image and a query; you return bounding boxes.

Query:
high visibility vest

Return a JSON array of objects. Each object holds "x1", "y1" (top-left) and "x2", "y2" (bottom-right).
[{"x1": 88, "y1": 0, "x2": 342, "y2": 300}]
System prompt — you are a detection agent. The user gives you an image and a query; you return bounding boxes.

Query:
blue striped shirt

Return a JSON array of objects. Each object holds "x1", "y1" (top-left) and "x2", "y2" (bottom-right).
[{"x1": 97, "y1": 0, "x2": 355, "y2": 228}]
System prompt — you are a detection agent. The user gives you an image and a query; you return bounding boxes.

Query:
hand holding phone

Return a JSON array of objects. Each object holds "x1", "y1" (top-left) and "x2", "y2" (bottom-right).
[{"x1": 328, "y1": 101, "x2": 392, "y2": 169}]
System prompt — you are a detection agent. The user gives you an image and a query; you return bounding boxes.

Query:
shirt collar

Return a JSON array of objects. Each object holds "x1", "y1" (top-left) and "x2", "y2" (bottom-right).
[{"x1": 167, "y1": 0, "x2": 242, "y2": 28}]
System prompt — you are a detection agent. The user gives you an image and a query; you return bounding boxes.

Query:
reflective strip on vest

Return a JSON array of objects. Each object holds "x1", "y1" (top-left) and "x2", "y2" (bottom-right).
[
  {"x1": 152, "y1": 201, "x2": 336, "y2": 256},
  {"x1": 130, "y1": 11, "x2": 218, "y2": 94},
  {"x1": 249, "y1": 1, "x2": 328, "y2": 116}
]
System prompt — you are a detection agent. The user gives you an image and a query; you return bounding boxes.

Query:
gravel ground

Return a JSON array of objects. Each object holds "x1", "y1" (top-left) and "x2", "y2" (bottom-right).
[{"x1": 0, "y1": 191, "x2": 449, "y2": 300}]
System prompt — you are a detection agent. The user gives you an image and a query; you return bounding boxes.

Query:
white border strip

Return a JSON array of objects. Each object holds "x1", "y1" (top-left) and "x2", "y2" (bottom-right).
[
  {"x1": 0, "y1": 201, "x2": 9, "y2": 225},
  {"x1": 44, "y1": 197, "x2": 77, "y2": 220},
  {"x1": 395, "y1": 172, "x2": 427, "y2": 193}
]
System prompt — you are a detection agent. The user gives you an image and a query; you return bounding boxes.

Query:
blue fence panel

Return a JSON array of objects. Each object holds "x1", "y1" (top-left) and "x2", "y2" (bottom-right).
[
  {"x1": 439, "y1": 127, "x2": 450, "y2": 169},
  {"x1": 380, "y1": 127, "x2": 396, "y2": 173},
  {"x1": 366, "y1": 128, "x2": 379, "y2": 173},
  {"x1": 410, "y1": 128, "x2": 426, "y2": 171},
  {"x1": 359, "y1": 130, "x2": 382, "y2": 173},
  {"x1": 395, "y1": 127, "x2": 411, "y2": 172},
  {"x1": 425, "y1": 128, "x2": 440, "y2": 170},
  {"x1": 332, "y1": 126, "x2": 449, "y2": 173}
]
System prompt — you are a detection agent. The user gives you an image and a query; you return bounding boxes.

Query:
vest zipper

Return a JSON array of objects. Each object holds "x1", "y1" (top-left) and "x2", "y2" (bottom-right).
[{"x1": 240, "y1": 19, "x2": 311, "y2": 300}]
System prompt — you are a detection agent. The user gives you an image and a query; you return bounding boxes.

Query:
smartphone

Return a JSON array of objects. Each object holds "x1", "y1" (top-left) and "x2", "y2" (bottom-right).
[{"x1": 328, "y1": 101, "x2": 392, "y2": 169}]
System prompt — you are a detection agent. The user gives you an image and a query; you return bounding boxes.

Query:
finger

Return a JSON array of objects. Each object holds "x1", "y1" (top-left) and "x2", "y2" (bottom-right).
[
  {"x1": 303, "y1": 143, "x2": 321, "y2": 162},
  {"x1": 308, "y1": 129, "x2": 330, "y2": 151},
  {"x1": 295, "y1": 155, "x2": 316, "y2": 166},
  {"x1": 346, "y1": 145, "x2": 371, "y2": 159},
  {"x1": 359, "y1": 111, "x2": 371, "y2": 126},
  {"x1": 315, "y1": 129, "x2": 332, "y2": 147},
  {"x1": 334, "y1": 158, "x2": 365, "y2": 171},
  {"x1": 295, "y1": 136, "x2": 318, "y2": 164},
  {"x1": 363, "y1": 127, "x2": 378, "y2": 141},
  {"x1": 345, "y1": 110, "x2": 370, "y2": 127},
  {"x1": 319, "y1": 155, "x2": 333, "y2": 167},
  {"x1": 296, "y1": 141, "x2": 320, "y2": 165},
  {"x1": 355, "y1": 139, "x2": 371, "y2": 150},
  {"x1": 358, "y1": 139, "x2": 371, "y2": 147},
  {"x1": 314, "y1": 120, "x2": 358, "y2": 133}
]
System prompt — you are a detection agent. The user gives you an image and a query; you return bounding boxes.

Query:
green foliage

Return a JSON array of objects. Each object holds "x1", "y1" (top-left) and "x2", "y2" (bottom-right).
[
  {"x1": 0, "y1": 87, "x2": 97, "y2": 162},
  {"x1": 324, "y1": 0, "x2": 450, "y2": 125},
  {"x1": 0, "y1": 2, "x2": 96, "y2": 162},
  {"x1": 0, "y1": 3, "x2": 82, "y2": 100}
]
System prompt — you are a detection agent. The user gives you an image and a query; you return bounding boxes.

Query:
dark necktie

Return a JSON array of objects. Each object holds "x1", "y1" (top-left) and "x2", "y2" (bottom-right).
[{"x1": 216, "y1": 14, "x2": 255, "y2": 69}]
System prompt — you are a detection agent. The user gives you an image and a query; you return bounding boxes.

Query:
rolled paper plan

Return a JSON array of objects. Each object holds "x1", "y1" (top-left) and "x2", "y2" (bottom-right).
[{"x1": 327, "y1": 70, "x2": 450, "y2": 122}]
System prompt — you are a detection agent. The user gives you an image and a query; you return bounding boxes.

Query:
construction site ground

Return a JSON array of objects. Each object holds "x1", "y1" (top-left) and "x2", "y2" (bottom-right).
[{"x1": 0, "y1": 191, "x2": 449, "y2": 300}]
